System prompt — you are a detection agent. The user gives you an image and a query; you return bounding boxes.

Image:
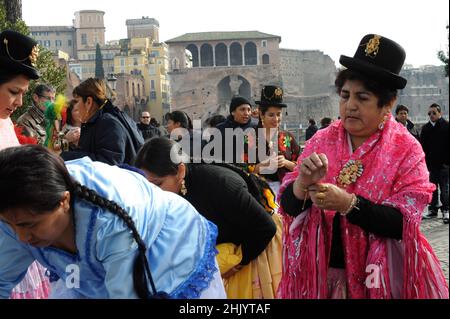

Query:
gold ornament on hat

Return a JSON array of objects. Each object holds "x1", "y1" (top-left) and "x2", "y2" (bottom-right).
[
  {"x1": 3, "y1": 38, "x2": 39, "y2": 67},
  {"x1": 29, "y1": 45, "x2": 39, "y2": 67},
  {"x1": 337, "y1": 159, "x2": 364, "y2": 188},
  {"x1": 263, "y1": 87, "x2": 283, "y2": 101},
  {"x1": 274, "y1": 87, "x2": 283, "y2": 98},
  {"x1": 363, "y1": 35, "x2": 381, "y2": 58}
]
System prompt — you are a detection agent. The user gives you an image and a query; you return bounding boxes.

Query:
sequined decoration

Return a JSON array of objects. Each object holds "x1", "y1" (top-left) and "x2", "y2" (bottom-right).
[
  {"x1": 364, "y1": 35, "x2": 381, "y2": 58},
  {"x1": 337, "y1": 160, "x2": 364, "y2": 188}
]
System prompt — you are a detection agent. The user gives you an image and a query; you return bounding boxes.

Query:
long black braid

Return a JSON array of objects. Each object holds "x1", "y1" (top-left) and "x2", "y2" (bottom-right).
[
  {"x1": 72, "y1": 182, "x2": 169, "y2": 299},
  {"x1": 209, "y1": 162, "x2": 276, "y2": 214}
]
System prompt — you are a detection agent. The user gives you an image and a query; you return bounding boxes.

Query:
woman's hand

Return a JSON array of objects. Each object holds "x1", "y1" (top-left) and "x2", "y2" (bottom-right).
[
  {"x1": 298, "y1": 152, "x2": 328, "y2": 186},
  {"x1": 308, "y1": 183, "x2": 353, "y2": 212},
  {"x1": 292, "y1": 153, "x2": 328, "y2": 200},
  {"x1": 65, "y1": 127, "x2": 81, "y2": 144}
]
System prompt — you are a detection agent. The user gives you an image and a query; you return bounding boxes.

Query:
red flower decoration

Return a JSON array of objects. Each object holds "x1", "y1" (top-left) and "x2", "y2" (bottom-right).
[{"x1": 14, "y1": 125, "x2": 38, "y2": 145}]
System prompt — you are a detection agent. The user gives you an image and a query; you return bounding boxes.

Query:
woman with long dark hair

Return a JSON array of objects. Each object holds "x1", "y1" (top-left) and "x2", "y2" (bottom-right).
[
  {"x1": 0, "y1": 145, "x2": 224, "y2": 299},
  {"x1": 134, "y1": 137, "x2": 281, "y2": 298}
]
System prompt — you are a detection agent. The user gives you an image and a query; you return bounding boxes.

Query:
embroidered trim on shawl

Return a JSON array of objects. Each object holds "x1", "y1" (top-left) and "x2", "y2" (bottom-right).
[{"x1": 170, "y1": 221, "x2": 219, "y2": 299}]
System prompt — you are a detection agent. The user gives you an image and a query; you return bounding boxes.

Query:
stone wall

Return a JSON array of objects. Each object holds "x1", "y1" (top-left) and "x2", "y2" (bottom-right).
[{"x1": 398, "y1": 66, "x2": 449, "y2": 122}]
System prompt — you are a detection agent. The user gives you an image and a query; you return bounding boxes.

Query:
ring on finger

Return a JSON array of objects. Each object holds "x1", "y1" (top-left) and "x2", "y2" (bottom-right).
[{"x1": 316, "y1": 192, "x2": 326, "y2": 200}]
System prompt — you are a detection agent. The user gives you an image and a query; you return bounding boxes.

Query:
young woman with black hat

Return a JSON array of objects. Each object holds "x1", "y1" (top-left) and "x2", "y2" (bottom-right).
[
  {"x1": 0, "y1": 30, "x2": 50, "y2": 299},
  {"x1": 247, "y1": 85, "x2": 300, "y2": 198},
  {"x1": 277, "y1": 34, "x2": 448, "y2": 299}
]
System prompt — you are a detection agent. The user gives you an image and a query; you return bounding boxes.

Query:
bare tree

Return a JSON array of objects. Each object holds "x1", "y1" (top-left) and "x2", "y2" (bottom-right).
[{"x1": 4, "y1": 0, "x2": 22, "y2": 23}]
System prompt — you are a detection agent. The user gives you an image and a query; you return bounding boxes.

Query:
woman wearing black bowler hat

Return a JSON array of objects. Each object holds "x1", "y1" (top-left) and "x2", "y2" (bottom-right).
[
  {"x1": 0, "y1": 30, "x2": 50, "y2": 298},
  {"x1": 278, "y1": 34, "x2": 448, "y2": 298},
  {"x1": 245, "y1": 85, "x2": 300, "y2": 198}
]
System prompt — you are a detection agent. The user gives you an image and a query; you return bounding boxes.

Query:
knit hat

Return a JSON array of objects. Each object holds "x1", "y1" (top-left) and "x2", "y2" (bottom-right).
[{"x1": 229, "y1": 96, "x2": 252, "y2": 114}]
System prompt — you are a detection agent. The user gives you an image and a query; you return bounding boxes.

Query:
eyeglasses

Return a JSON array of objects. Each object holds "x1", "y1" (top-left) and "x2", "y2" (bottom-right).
[
  {"x1": 142, "y1": 116, "x2": 150, "y2": 119},
  {"x1": 428, "y1": 111, "x2": 438, "y2": 116},
  {"x1": 38, "y1": 95, "x2": 54, "y2": 101}
]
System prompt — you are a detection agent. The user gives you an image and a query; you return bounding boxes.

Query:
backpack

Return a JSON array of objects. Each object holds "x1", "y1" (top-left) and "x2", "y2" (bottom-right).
[{"x1": 102, "y1": 101, "x2": 144, "y2": 160}]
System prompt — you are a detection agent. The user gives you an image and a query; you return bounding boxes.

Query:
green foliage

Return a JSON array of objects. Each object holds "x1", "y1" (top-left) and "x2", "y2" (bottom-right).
[
  {"x1": 95, "y1": 43, "x2": 105, "y2": 79},
  {"x1": 437, "y1": 25, "x2": 449, "y2": 77},
  {"x1": 1, "y1": 0, "x2": 67, "y2": 122}
]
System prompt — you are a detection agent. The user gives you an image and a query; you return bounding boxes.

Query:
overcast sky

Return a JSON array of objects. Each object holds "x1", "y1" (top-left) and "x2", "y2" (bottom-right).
[{"x1": 22, "y1": 0, "x2": 449, "y2": 67}]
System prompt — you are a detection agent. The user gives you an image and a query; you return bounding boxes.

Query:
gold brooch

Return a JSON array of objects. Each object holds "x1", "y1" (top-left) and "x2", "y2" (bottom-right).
[
  {"x1": 364, "y1": 35, "x2": 381, "y2": 58},
  {"x1": 29, "y1": 45, "x2": 39, "y2": 67},
  {"x1": 337, "y1": 160, "x2": 364, "y2": 188},
  {"x1": 274, "y1": 87, "x2": 283, "y2": 98}
]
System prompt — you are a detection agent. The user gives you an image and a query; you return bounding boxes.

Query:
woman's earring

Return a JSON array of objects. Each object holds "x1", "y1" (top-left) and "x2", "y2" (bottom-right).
[
  {"x1": 378, "y1": 115, "x2": 388, "y2": 130},
  {"x1": 180, "y1": 179, "x2": 187, "y2": 196}
]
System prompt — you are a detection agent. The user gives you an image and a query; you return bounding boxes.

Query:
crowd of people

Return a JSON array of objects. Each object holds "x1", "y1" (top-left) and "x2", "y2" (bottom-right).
[{"x1": 0, "y1": 29, "x2": 448, "y2": 299}]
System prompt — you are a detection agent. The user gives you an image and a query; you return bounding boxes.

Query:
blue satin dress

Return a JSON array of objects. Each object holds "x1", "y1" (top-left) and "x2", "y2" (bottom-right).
[{"x1": 0, "y1": 157, "x2": 218, "y2": 299}]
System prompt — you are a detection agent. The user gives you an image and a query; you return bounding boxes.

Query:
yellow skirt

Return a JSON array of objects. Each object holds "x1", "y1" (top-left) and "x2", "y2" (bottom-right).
[{"x1": 216, "y1": 213, "x2": 283, "y2": 299}]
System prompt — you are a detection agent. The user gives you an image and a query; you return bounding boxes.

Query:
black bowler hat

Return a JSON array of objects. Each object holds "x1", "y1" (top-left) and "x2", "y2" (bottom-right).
[
  {"x1": 229, "y1": 96, "x2": 252, "y2": 114},
  {"x1": 339, "y1": 34, "x2": 407, "y2": 90},
  {"x1": 0, "y1": 30, "x2": 40, "y2": 79},
  {"x1": 255, "y1": 85, "x2": 287, "y2": 108}
]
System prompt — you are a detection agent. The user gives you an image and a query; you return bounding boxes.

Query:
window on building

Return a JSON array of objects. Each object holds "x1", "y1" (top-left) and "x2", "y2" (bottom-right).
[
  {"x1": 186, "y1": 44, "x2": 199, "y2": 67},
  {"x1": 150, "y1": 91, "x2": 157, "y2": 100},
  {"x1": 81, "y1": 34, "x2": 87, "y2": 45},
  {"x1": 134, "y1": 58, "x2": 138, "y2": 66},
  {"x1": 244, "y1": 42, "x2": 257, "y2": 65},
  {"x1": 262, "y1": 54, "x2": 270, "y2": 65},
  {"x1": 261, "y1": 40, "x2": 267, "y2": 48},
  {"x1": 132, "y1": 83, "x2": 135, "y2": 97},
  {"x1": 126, "y1": 81, "x2": 130, "y2": 96},
  {"x1": 215, "y1": 43, "x2": 228, "y2": 66},
  {"x1": 200, "y1": 44, "x2": 214, "y2": 67},
  {"x1": 230, "y1": 42, "x2": 243, "y2": 66},
  {"x1": 68, "y1": 39, "x2": 72, "y2": 47},
  {"x1": 120, "y1": 58, "x2": 125, "y2": 66},
  {"x1": 44, "y1": 40, "x2": 51, "y2": 47},
  {"x1": 151, "y1": 80, "x2": 155, "y2": 90},
  {"x1": 56, "y1": 32, "x2": 60, "y2": 36},
  {"x1": 55, "y1": 40, "x2": 62, "y2": 47}
]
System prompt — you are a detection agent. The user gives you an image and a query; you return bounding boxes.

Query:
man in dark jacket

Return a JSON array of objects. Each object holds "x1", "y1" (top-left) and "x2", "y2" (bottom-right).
[
  {"x1": 214, "y1": 96, "x2": 256, "y2": 164},
  {"x1": 420, "y1": 103, "x2": 449, "y2": 224},
  {"x1": 395, "y1": 104, "x2": 420, "y2": 140},
  {"x1": 305, "y1": 119, "x2": 318, "y2": 141},
  {"x1": 137, "y1": 111, "x2": 160, "y2": 140}
]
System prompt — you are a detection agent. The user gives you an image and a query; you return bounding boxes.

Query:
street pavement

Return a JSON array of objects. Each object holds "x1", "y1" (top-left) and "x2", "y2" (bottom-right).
[{"x1": 420, "y1": 213, "x2": 449, "y2": 285}]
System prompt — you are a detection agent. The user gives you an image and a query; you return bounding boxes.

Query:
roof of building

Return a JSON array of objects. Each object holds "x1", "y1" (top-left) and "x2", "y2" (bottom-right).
[
  {"x1": 30, "y1": 26, "x2": 75, "y2": 32},
  {"x1": 75, "y1": 10, "x2": 105, "y2": 14},
  {"x1": 165, "y1": 31, "x2": 281, "y2": 43},
  {"x1": 126, "y1": 17, "x2": 160, "y2": 27}
]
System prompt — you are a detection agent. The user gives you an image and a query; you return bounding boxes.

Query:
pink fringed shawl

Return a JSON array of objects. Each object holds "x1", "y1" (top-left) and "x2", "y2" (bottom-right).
[{"x1": 277, "y1": 114, "x2": 448, "y2": 299}]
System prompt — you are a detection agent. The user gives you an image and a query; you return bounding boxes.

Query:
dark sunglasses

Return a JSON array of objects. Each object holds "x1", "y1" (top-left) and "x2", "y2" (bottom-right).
[
  {"x1": 142, "y1": 116, "x2": 150, "y2": 119},
  {"x1": 428, "y1": 111, "x2": 438, "y2": 116}
]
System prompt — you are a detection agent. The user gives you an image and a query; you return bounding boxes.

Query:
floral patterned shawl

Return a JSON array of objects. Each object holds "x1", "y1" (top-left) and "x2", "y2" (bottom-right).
[{"x1": 277, "y1": 114, "x2": 448, "y2": 299}]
